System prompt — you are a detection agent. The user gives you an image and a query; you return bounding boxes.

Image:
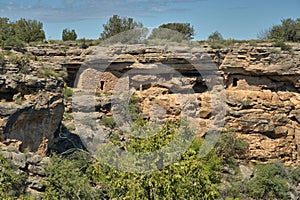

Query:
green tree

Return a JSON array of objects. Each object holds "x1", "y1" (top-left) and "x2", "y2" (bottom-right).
[
  {"x1": 88, "y1": 119, "x2": 221, "y2": 199},
  {"x1": 62, "y1": 28, "x2": 77, "y2": 41},
  {"x1": 0, "y1": 17, "x2": 25, "y2": 47},
  {"x1": 208, "y1": 31, "x2": 223, "y2": 41},
  {"x1": 43, "y1": 153, "x2": 104, "y2": 199},
  {"x1": 156, "y1": 23, "x2": 195, "y2": 40},
  {"x1": 247, "y1": 163, "x2": 290, "y2": 199},
  {"x1": 89, "y1": 139, "x2": 221, "y2": 199},
  {"x1": 267, "y1": 18, "x2": 300, "y2": 42},
  {"x1": 0, "y1": 17, "x2": 13, "y2": 40},
  {"x1": 14, "y1": 18, "x2": 45, "y2": 43},
  {"x1": 148, "y1": 27, "x2": 185, "y2": 42},
  {"x1": 100, "y1": 15, "x2": 143, "y2": 40}
]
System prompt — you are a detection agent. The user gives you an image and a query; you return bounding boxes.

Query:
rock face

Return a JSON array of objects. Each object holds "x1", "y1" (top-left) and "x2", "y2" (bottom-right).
[
  {"x1": 216, "y1": 44, "x2": 300, "y2": 165},
  {"x1": 73, "y1": 42, "x2": 300, "y2": 165},
  {"x1": 0, "y1": 47, "x2": 65, "y2": 153},
  {"x1": 1, "y1": 41, "x2": 300, "y2": 165},
  {"x1": 0, "y1": 140, "x2": 50, "y2": 197}
]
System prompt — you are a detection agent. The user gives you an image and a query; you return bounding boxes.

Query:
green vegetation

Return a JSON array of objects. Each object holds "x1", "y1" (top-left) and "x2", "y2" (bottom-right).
[
  {"x1": 94, "y1": 118, "x2": 220, "y2": 199},
  {"x1": 63, "y1": 112, "x2": 74, "y2": 121},
  {"x1": 8, "y1": 53, "x2": 30, "y2": 68},
  {"x1": 0, "y1": 52, "x2": 4, "y2": 66},
  {"x1": 247, "y1": 163, "x2": 290, "y2": 199},
  {"x1": 208, "y1": 31, "x2": 223, "y2": 41},
  {"x1": 148, "y1": 22, "x2": 194, "y2": 42},
  {"x1": 43, "y1": 153, "x2": 104, "y2": 200},
  {"x1": 100, "y1": 114, "x2": 117, "y2": 129},
  {"x1": 128, "y1": 93, "x2": 141, "y2": 121},
  {"x1": 0, "y1": 17, "x2": 24, "y2": 48},
  {"x1": 0, "y1": 151, "x2": 27, "y2": 198},
  {"x1": 219, "y1": 162, "x2": 296, "y2": 199},
  {"x1": 15, "y1": 97, "x2": 23, "y2": 105},
  {"x1": 207, "y1": 38, "x2": 245, "y2": 49},
  {"x1": 216, "y1": 130, "x2": 249, "y2": 161},
  {"x1": 273, "y1": 40, "x2": 292, "y2": 51},
  {"x1": 89, "y1": 137, "x2": 221, "y2": 199},
  {"x1": 63, "y1": 86, "x2": 73, "y2": 98},
  {"x1": 62, "y1": 28, "x2": 77, "y2": 41},
  {"x1": 1, "y1": 120, "x2": 300, "y2": 199},
  {"x1": 267, "y1": 18, "x2": 300, "y2": 42},
  {"x1": 14, "y1": 18, "x2": 45, "y2": 43},
  {"x1": 100, "y1": 15, "x2": 144, "y2": 40},
  {"x1": 38, "y1": 67, "x2": 67, "y2": 79},
  {"x1": 158, "y1": 23, "x2": 195, "y2": 40},
  {"x1": 0, "y1": 17, "x2": 45, "y2": 47}
]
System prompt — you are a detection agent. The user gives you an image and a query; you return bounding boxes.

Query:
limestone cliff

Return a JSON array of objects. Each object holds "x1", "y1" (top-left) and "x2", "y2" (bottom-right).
[
  {"x1": 71, "y1": 42, "x2": 300, "y2": 165},
  {"x1": 0, "y1": 41, "x2": 300, "y2": 197},
  {"x1": 0, "y1": 46, "x2": 65, "y2": 153},
  {"x1": 1, "y1": 41, "x2": 300, "y2": 166}
]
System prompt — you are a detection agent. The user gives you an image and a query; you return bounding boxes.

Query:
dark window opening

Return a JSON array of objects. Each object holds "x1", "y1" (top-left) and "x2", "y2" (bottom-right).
[
  {"x1": 193, "y1": 82, "x2": 208, "y2": 93},
  {"x1": 0, "y1": 91, "x2": 18, "y2": 102},
  {"x1": 232, "y1": 78, "x2": 238, "y2": 87},
  {"x1": 141, "y1": 83, "x2": 152, "y2": 90},
  {"x1": 100, "y1": 81, "x2": 105, "y2": 90}
]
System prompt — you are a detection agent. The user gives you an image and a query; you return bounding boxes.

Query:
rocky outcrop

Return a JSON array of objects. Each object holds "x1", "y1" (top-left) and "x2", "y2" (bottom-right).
[
  {"x1": 73, "y1": 42, "x2": 300, "y2": 165},
  {"x1": 0, "y1": 47, "x2": 64, "y2": 153},
  {"x1": 1, "y1": 41, "x2": 300, "y2": 166},
  {"x1": 0, "y1": 139, "x2": 50, "y2": 197}
]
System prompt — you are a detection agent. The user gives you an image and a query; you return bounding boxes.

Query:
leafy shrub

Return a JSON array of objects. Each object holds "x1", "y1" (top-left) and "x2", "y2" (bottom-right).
[
  {"x1": 128, "y1": 93, "x2": 141, "y2": 121},
  {"x1": 288, "y1": 166, "x2": 300, "y2": 184},
  {"x1": 100, "y1": 114, "x2": 117, "y2": 129},
  {"x1": 38, "y1": 67, "x2": 66, "y2": 78},
  {"x1": 0, "y1": 52, "x2": 4, "y2": 66},
  {"x1": 1, "y1": 17, "x2": 45, "y2": 47},
  {"x1": 267, "y1": 18, "x2": 300, "y2": 42},
  {"x1": 100, "y1": 15, "x2": 144, "y2": 40},
  {"x1": 43, "y1": 153, "x2": 104, "y2": 199},
  {"x1": 208, "y1": 31, "x2": 223, "y2": 41},
  {"x1": 63, "y1": 87, "x2": 73, "y2": 98},
  {"x1": 88, "y1": 137, "x2": 221, "y2": 199},
  {"x1": 273, "y1": 40, "x2": 292, "y2": 51},
  {"x1": 63, "y1": 112, "x2": 74, "y2": 121},
  {"x1": 14, "y1": 18, "x2": 45, "y2": 43},
  {"x1": 216, "y1": 130, "x2": 249, "y2": 162},
  {"x1": 0, "y1": 151, "x2": 27, "y2": 198},
  {"x1": 15, "y1": 97, "x2": 22, "y2": 105},
  {"x1": 89, "y1": 119, "x2": 221, "y2": 199},
  {"x1": 1, "y1": 36, "x2": 25, "y2": 48},
  {"x1": 8, "y1": 54, "x2": 30, "y2": 67},
  {"x1": 209, "y1": 39, "x2": 243, "y2": 49},
  {"x1": 210, "y1": 41, "x2": 225, "y2": 49},
  {"x1": 247, "y1": 163, "x2": 290, "y2": 199},
  {"x1": 126, "y1": 118, "x2": 183, "y2": 153},
  {"x1": 62, "y1": 28, "x2": 77, "y2": 41},
  {"x1": 151, "y1": 23, "x2": 195, "y2": 40}
]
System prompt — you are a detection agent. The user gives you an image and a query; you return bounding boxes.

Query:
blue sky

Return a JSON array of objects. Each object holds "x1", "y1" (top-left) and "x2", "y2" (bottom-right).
[{"x1": 0, "y1": 0, "x2": 299, "y2": 40}]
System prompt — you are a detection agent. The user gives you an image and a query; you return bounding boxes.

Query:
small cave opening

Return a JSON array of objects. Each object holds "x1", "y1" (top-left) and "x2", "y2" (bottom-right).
[
  {"x1": 100, "y1": 81, "x2": 105, "y2": 90},
  {"x1": 141, "y1": 83, "x2": 152, "y2": 91},
  {"x1": 193, "y1": 82, "x2": 208, "y2": 93},
  {"x1": 63, "y1": 64, "x2": 82, "y2": 88},
  {"x1": 0, "y1": 90, "x2": 18, "y2": 102},
  {"x1": 232, "y1": 78, "x2": 238, "y2": 87}
]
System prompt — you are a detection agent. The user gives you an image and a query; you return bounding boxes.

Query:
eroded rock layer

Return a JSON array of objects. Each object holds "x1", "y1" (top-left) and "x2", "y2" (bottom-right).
[{"x1": 74, "y1": 43, "x2": 300, "y2": 165}]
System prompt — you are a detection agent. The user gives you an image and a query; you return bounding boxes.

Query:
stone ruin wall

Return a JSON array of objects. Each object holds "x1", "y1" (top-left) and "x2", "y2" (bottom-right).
[{"x1": 74, "y1": 43, "x2": 300, "y2": 165}]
